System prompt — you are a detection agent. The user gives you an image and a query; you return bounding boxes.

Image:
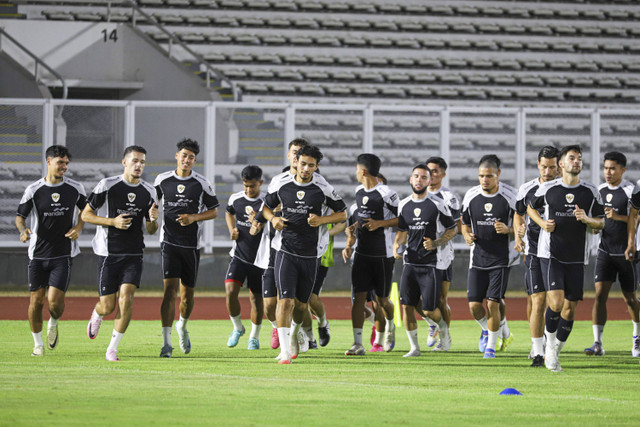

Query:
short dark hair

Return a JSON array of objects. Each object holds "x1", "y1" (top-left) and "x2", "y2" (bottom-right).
[
  {"x1": 479, "y1": 154, "x2": 500, "y2": 170},
  {"x1": 412, "y1": 163, "x2": 430, "y2": 174},
  {"x1": 538, "y1": 146, "x2": 559, "y2": 162},
  {"x1": 296, "y1": 144, "x2": 323, "y2": 163},
  {"x1": 45, "y1": 145, "x2": 71, "y2": 160},
  {"x1": 376, "y1": 172, "x2": 388, "y2": 185},
  {"x1": 425, "y1": 156, "x2": 448, "y2": 171},
  {"x1": 356, "y1": 153, "x2": 381, "y2": 177},
  {"x1": 559, "y1": 145, "x2": 582, "y2": 160},
  {"x1": 241, "y1": 165, "x2": 263, "y2": 181},
  {"x1": 123, "y1": 145, "x2": 146, "y2": 158},
  {"x1": 288, "y1": 138, "x2": 309, "y2": 150},
  {"x1": 177, "y1": 138, "x2": 200, "y2": 156},
  {"x1": 604, "y1": 151, "x2": 627, "y2": 167}
]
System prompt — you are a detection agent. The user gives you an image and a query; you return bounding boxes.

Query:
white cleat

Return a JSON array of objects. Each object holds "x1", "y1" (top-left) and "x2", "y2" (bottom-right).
[
  {"x1": 433, "y1": 331, "x2": 451, "y2": 351},
  {"x1": 426, "y1": 325, "x2": 439, "y2": 347},
  {"x1": 632, "y1": 336, "x2": 640, "y2": 358},
  {"x1": 32, "y1": 345, "x2": 44, "y2": 356},
  {"x1": 47, "y1": 323, "x2": 59, "y2": 350},
  {"x1": 298, "y1": 330, "x2": 309, "y2": 354},
  {"x1": 544, "y1": 343, "x2": 562, "y2": 372},
  {"x1": 403, "y1": 348, "x2": 421, "y2": 357},
  {"x1": 384, "y1": 328, "x2": 395, "y2": 352},
  {"x1": 175, "y1": 320, "x2": 191, "y2": 354}
]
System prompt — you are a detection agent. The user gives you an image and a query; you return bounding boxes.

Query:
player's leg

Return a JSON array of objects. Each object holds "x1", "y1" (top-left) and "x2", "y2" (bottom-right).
[
  {"x1": 105, "y1": 283, "x2": 136, "y2": 361},
  {"x1": 28, "y1": 285, "x2": 46, "y2": 356},
  {"x1": 225, "y1": 257, "x2": 246, "y2": 347},
  {"x1": 174, "y1": 282, "x2": 195, "y2": 354},
  {"x1": 467, "y1": 268, "x2": 489, "y2": 352},
  {"x1": 529, "y1": 291, "x2": 547, "y2": 365},
  {"x1": 88, "y1": 256, "x2": 119, "y2": 340},
  {"x1": 288, "y1": 257, "x2": 317, "y2": 359},
  {"x1": 400, "y1": 266, "x2": 421, "y2": 357},
  {"x1": 160, "y1": 277, "x2": 179, "y2": 356},
  {"x1": 375, "y1": 257, "x2": 396, "y2": 352},
  {"x1": 274, "y1": 251, "x2": 297, "y2": 363},
  {"x1": 262, "y1": 267, "x2": 279, "y2": 349},
  {"x1": 308, "y1": 265, "x2": 329, "y2": 348},
  {"x1": 46, "y1": 286, "x2": 65, "y2": 350},
  {"x1": 586, "y1": 280, "x2": 611, "y2": 355},
  {"x1": 348, "y1": 254, "x2": 371, "y2": 354},
  {"x1": 421, "y1": 268, "x2": 449, "y2": 352},
  {"x1": 618, "y1": 257, "x2": 640, "y2": 356},
  {"x1": 439, "y1": 265, "x2": 453, "y2": 327},
  {"x1": 246, "y1": 266, "x2": 264, "y2": 350},
  {"x1": 485, "y1": 267, "x2": 509, "y2": 357}
]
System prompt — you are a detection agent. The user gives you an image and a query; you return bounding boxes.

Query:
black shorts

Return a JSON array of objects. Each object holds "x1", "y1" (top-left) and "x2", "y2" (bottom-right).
[
  {"x1": 441, "y1": 264, "x2": 453, "y2": 283},
  {"x1": 467, "y1": 267, "x2": 510, "y2": 303},
  {"x1": 28, "y1": 257, "x2": 72, "y2": 293},
  {"x1": 274, "y1": 251, "x2": 319, "y2": 303},
  {"x1": 399, "y1": 264, "x2": 442, "y2": 311},
  {"x1": 312, "y1": 265, "x2": 329, "y2": 296},
  {"x1": 525, "y1": 255, "x2": 545, "y2": 296},
  {"x1": 594, "y1": 250, "x2": 637, "y2": 293},
  {"x1": 539, "y1": 257, "x2": 584, "y2": 302},
  {"x1": 352, "y1": 253, "x2": 395, "y2": 297},
  {"x1": 161, "y1": 242, "x2": 201, "y2": 288},
  {"x1": 225, "y1": 256, "x2": 264, "y2": 295},
  {"x1": 97, "y1": 255, "x2": 143, "y2": 296},
  {"x1": 262, "y1": 267, "x2": 277, "y2": 298}
]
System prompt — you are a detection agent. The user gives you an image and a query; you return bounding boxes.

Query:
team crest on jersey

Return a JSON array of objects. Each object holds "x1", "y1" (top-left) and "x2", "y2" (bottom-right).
[
  {"x1": 177, "y1": 184, "x2": 185, "y2": 194},
  {"x1": 128, "y1": 193, "x2": 136, "y2": 203},
  {"x1": 566, "y1": 193, "x2": 575, "y2": 203},
  {"x1": 362, "y1": 196, "x2": 369, "y2": 205},
  {"x1": 51, "y1": 193, "x2": 60, "y2": 203},
  {"x1": 413, "y1": 208, "x2": 421, "y2": 217},
  {"x1": 297, "y1": 191, "x2": 305, "y2": 200},
  {"x1": 484, "y1": 203, "x2": 493, "y2": 212},
  {"x1": 245, "y1": 206, "x2": 254, "y2": 215},
  {"x1": 606, "y1": 193, "x2": 613, "y2": 203}
]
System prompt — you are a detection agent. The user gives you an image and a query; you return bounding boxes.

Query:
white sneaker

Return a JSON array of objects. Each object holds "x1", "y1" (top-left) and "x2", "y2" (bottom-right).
[
  {"x1": 175, "y1": 320, "x2": 191, "y2": 354},
  {"x1": 298, "y1": 330, "x2": 309, "y2": 354},
  {"x1": 633, "y1": 336, "x2": 640, "y2": 357},
  {"x1": 403, "y1": 348, "x2": 421, "y2": 357},
  {"x1": 47, "y1": 322, "x2": 59, "y2": 350},
  {"x1": 426, "y1": 325, "x2": 439, "y2": 347},
  {"x1": 433, "y1": 330, "x2": 451, "y2": 351},
  {"x1": 32, "y1": 345, "x2": 44, "y2": 356}
]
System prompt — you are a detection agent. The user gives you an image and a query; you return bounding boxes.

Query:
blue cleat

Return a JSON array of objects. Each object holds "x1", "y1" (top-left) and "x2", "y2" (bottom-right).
[
  {"x1": 247, "y1": 337, "x2": 259, "y2": 350},
  {"x1": 584, "y1": 342, "x2": 605, "y2": 356},
  {"x1": 483, "y1": 348, "x2": 496, "y2": 359},
  {"x1": 478, "y1": 330, "x2": 488, "y2": 353},
  {"x1": 227, "y1": 326, "x2": 245, "y2": 347}
]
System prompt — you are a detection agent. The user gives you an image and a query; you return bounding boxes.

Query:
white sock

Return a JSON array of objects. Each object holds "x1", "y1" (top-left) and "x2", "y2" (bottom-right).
[
  {"x1": 304, "y1": 326, "x2": 315, "y2": 341},
  {"x1": 593, "y1": 324, "x2": 604, "y2": 343},
  {"x1": 633, "y1": 321, "x2": 640, "y2": 337},
  {"x1": 162, "y1": 327, "x2": 171, "y2": 346},
  {"x1": 107, "y1": 330, "x2": 124, "y2": 352},
  {"x1": 500, "y1": 317, "x2": 510, "y2": 338},
  {"x1": 476, "y1": 316, "x2": 488, "y2": 331},
  {"x1": 250, "y1": 322, "x2": 261, "y2": 340},
  {"x1": 406, "y1": 329, "x2": 419, "y2": 351},
  {"x1": 230, "y1": 314, "x2": 243, "y2": 331},
  {"x1": 353, "y1": 328, "x2": 363, "y2": 346},
  {"x1": 532, "y1": 336, "x2": 544, "y2": 356},
  {"x1": 365, "y1": 310, "x2": 375, "y2": 325},
  {"x1": 291, "y1": 320, "x2": 301, "y2": 337},
  {"x1": 178, "y1": 315, "x2": 188, "y2": 328},
  {"x1": 277, "y1": 327, "x2": 290, "y2": 356},
  {"x1": 48, "y1": 317, "x2": 58, "y2": 329},
  {"x1": 385, "y1": 318, "x2": 395, "y2": 332},
  {"x1": 93, "y1": 308, "x2": 104, "y2": 320},
  {"x1": 317, "y1": 313, "x2": 328, "y2": 328},
  {"x1": 374, "y1": 329, "x2": 383, "y2": 345},
  {"x1": 487, "y1": 330, "x2": 499, "y2": 351},
  {"x1": 32, "y1": 331, "x2": 43, "y2": 347},
  {"x1": 269, "y1": 319, "x2": 277, "y2": 329},
  {"x1": 545, "y1": 329, "x2": 557, "y2": 347},
  {"x1": 426, "y1": 317, "x2": 438, "y2": 328},
  {"x1": 557, "y1": 339, "x2": 566, "y2": 353},
  {"x1": 437, "y1": 319, "x2": 448, "y2": 336}
]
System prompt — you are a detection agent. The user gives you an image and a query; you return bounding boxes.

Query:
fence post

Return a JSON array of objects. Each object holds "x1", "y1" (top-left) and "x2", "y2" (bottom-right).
[
  {"x1": 203, "y1": 102, "x2": 217, "y2": 253},
  {"x1": 516, "y1": 108, "x2": 526, "y2": 187},
  {"x1": 440, "y1": 107, "x2": 450, "y2": 187}
]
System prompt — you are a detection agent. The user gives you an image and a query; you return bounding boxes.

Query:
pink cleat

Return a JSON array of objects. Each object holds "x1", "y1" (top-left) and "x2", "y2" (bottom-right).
[
  {"x1": 106, "y1": 349, "x2": 120, "y2": 361},
  {"x1": 271, "y1": 327, "x2": 280, "y2": 349},
  {"x1": 87, "y1": 311, "x2": 102, "y2": 339},
  {"x1": 370, "y1": 325, "x2": 376, "y2": 346},
  {"x1": 369, "y1": 343, "x2": 384, "y2": 352}
]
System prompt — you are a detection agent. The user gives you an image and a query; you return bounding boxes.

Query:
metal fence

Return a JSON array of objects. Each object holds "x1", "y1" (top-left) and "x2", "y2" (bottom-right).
[{"x1": 1, "y1": 97, "x2": 639, "y2": 252}]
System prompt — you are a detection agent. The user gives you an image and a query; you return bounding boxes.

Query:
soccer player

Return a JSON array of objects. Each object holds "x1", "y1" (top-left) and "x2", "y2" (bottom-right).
[
  {"x1": 16, "y1": 145, "x2": 86, "y2": 356},
  {"x1": 514, "y1": 146, "x2": 559, "y2": 367},
  {"x1": 342, "y1": 153, "x2": 399, "y2": 355},
  {"x1": 392, "y1": 164, "x2": 457, "y2": 357},
  {"x1": 528, "y1": 145, "x2": 604, "y2": 371},
  {"x1": 584, "y1": 152, "x2": 640, "y2": 357},
  {"x1": 261, "y1": 144, "x2": 347, "y2": 364},
  {"x1": 224, "y1": 165, "x2": 266, "y2": 350},
  {"x1": 461, "y1": 154, "x2": 517, "y2": 359},
  {"x1": 83, "y1": 146, "x2": 159, "y2": 361},
  {"x1": 154, "y1": 139, "x2": 219, "y2": 358}
]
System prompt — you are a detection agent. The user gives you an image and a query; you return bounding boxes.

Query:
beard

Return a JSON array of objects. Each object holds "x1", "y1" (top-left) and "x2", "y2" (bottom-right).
[{"x1": 411, "y1": 184, "x2": 426, "y2": 195}]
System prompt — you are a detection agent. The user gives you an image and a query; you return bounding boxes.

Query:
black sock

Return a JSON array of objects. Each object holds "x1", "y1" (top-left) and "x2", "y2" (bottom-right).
[
  {"x1": 545, "y1": 308, "x2": 561, "y2": 334},
  {"x1": 556, "y1": 317, "x2": 574, "y2": 343}
]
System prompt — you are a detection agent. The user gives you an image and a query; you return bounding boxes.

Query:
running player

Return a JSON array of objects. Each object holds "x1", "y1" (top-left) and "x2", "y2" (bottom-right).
[
  {"x1": 584, "y1": 151, "x2": 640, "y2": 357},
  {"x1": 514, "y1": 146, "x2": 559, "y2": 367},
  {"x1": 392, "y1": 164, "x2": 457, "y2": 357},
  {"x1": 16, "y1": 145, "x2": 86, "y2": 356},
  {"x1": 261, "y1": 144, "x2": 347, "y2": 364},
  {"x1": 528, "y1": 145, "x2": 604, "y2": 371},
  {"x1": 625, "y1": 182, "x2": 640, "y2": 356},
  {"x1": 461, "y1": 154, "x2": 517, "y2": 359},
  {"x1": 83, "y1": 146, "x2": 159, "y2": 361},
  {"x1": 155, "y1": 139, "x2": 219, "y2": 358},
  {"x1": 224, "y1": 165, "x2": 265, "y2": 350}
]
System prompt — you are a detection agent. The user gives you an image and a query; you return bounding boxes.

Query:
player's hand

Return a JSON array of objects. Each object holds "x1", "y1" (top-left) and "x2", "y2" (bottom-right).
[
  {"x1": 271, "y1": 216, "x2": 288, "y2": 231},
  {"x1": 19, "y1": 228, "x2": 32, "y2": 243},
  {"x1": 625, "y1": 244, "x2": 636, "y2": 261},
  {"x1": 342, "y1": 246, "x2": 353, "y2": 263},
  {"x1": 249, "y1": 220, "x2": 263, "y2": 236},
  {"x1": 177, "y1": 214, "x2": 195, "y2": 226},
  {"x1": 345, "y1": 223, "x2": 357, "y2": 239},
  {"x1": 230, "y1": 227, "x2": 239, "y2": 240},
  {"x1": 494, "y1": 220, "x2": 509, "y2": 234},
  {"x1": 307, "y1": 213, "x2": 323, "y2": 227},
  {"x1": 362, "y1": 218, "x2": 381, "y2": 231},
  {"x1": 65, "y1": 226, "x2": 81, "y2": 241},
  {"x1": 516, "y1": 223, "x2": 526, "y2": 239},
  {"x1": 514, "y1": 237, "x2": 525, "y2": 253},
  {"x1": 463, "y1": 232, "x2": 476, "y2": 246},
  {"x1": 248, "y1": 210, "x2": 257, "y2": 222},
  {"x1": 574, "y1": 205, "x2": 588, "y2": 223},
  {"x1": 149, "y1": 202, "x2": 159, "y2": 223},
  {"x1": 113, "y1": 213, "x2": 132, "y2": 230},
  {"x1": 423, "y1": 237, "x2": 437, "y2": 251},
  {"x1": 392, "y1": 242, "x2": 403, "y2": 259},
  {"x1": 542, "y1": 219, "x2": 556, "y2": 233}
]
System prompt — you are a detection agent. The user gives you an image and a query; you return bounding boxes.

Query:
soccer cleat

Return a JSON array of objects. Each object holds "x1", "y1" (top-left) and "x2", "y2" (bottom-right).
[
  {"x1": 345, "y1": 343, "x2": 366, "y2": 356},
  {"x1": 545, "y1": 344, "x2": 562, "y2": 372},
  {"x1": 47, "y1": 323, "x2": 58, "y2": 350},
  {"x1": 298, "y1": 330, "x2": 309, "y2": 353},
  {"x1": 369, "y1": 343, "x2": 384, "y2": 352},
  {"x1": 531, "y1": 355, "x2": 544, "y2": 367},
  {"x1": 270, "y1": 327, "x2": 280, "y2": 350},
  {"x1": 483, "y1": 348, "x2": 496, "y2": 359},
  {"x1": 227, "y1": 326, "x2": 245, "y2": 348},
  {"x1": 478, "y1": 330, "x2": 488, "y2": 353},
  {"x1": 433, "y1": 331, "x2": 451, "y2": 352},
  {"x1": 318, "y1": 322, "x2": 331, "y2": 347},
  {"x1": 528, "y1": 348, "x2": 534, "y2": 359},
  {"x1": 426, "y1": 325, "x2": 439, "y2": 347},
  {"x1": 308, "y1": 339, "x2": 318, "y2": 350},
  {"x1": 278, "y1": 355, "x2": 292, "y2": 365},
  {"x1": 384, "y1": 328, "x2": 395, "y2": 352},
  {"x1": 632, "y1": 336, "x2": 640, "y2": 357},
  {"x1": 247, "y1": 337, "x2": 259, "y2": 350},
  {"x1": 106, "y1": 349, "x2": 120, "y2": 362},
  {"x1": 31, "y1": 345, "x2": 44, "y2": 356},
  {"x1": 584, "y1": 342, "x2": 605, "y2": 356},
  {"x1": 87, "y1": 312, "x2": 102, "y2": 339},
  {"x1": 159, "y1": 345, "x2": 173, "y2": 358},
  {"x1": 497, "y1": 332, "x2": 514, "y2": 352},
  {"x1": 403, "y1": 348, "x2": 421, "y2": 357},
  {"x1": 370, "y1": 325, "x2": 376, "y2": 346},
  {"x1": 175, "y1": 321, "x2": 191, "y2": 354}
]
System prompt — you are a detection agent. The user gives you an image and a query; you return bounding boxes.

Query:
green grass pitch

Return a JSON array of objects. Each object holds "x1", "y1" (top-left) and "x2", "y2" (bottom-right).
[{"x1": 0, "y1": 319, "x2": 638, "y2": 426}]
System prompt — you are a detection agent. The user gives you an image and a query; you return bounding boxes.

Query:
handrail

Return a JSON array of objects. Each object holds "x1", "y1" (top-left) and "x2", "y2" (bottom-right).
[{"x1": 0, "y1": 27, "x2": 68, "y2": 103}]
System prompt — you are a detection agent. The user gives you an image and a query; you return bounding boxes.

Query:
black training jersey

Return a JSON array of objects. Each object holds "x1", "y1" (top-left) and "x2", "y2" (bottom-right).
[
  {"x1": 88, "y1": 175, "x2": 156, "y2": 256},
  {"x1": 226, "y1": 191, "x2": 265, "y2": 263},
  {"x1": 17, "y1": 177, "x2": 87, "y2": 260},
  {"x1": 516, "y1": 178, "x2": 543, "y2": 256},
  {"x1": 598, "y1": 179, "x2": 634, "y2": 256},
  {"x1": 265, "y1": 172, "x2": 346, "y2": 258},
  {"x1": 462, "y1": 183, "x2": 517, "y2": 269},
  {"x1": 530, "y1": 178, "x2": 604, "y2": 264},
  {"x1": 429, "y1": 186, "x2": 461, "y2": 221},
  {"x1": 353, "y1": 183, "x2": 399, "y2": 258},
  {"x1": 154, "y1": 171, "x2": 219, "y2": 249},
  {"x1": 397, "y1": 193, "x2": 456, "y2": 268}
]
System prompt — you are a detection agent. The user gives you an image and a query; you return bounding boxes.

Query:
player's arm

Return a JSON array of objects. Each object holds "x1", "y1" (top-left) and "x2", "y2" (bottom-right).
[
  {"x1": 64, "y1": 211, "x2": 85, "y2": 241},
  {"x1": 513, "y1": 213, "x2": 526, "y2": 253},
  {"x1": 177, "y1": 207, "x2": 218, "y2": 226},
  {"x1": 573, "y1": 204, "x2": 604, "y2": 230},
  {"x1": 461, "y1": 223, "x2": 476, "y2": 246},
  {"x1": 341, "y1": 222, "x2": 357, "y2": 263},
  {"x1": 604, "y1": 207, "x2": 628, "y2": 223},
  {"x1": 360, "y1": 217, "x2": 399, "y2": 231},
  {"x1": 392, "y1": 230, "x2": 408, "y2": 259},
  {"x1": 625, "y1": 205, "x2": 638, "y2": 261},
  {"x1": 146, "y1": 202, "x2": 159, "y2": 235},
  {"x1": 15, "y1": 216, "x2": 32, "y2": 243},
  {"x1": 308, "y1": 210, "x2": 347, "y2": 227},
  {"x1": 424, "y1": 226, "x2": 457, "y2": 251},
  {"x1": 81, "y1": 204, "x2": 132, "y2": 229},
  {"x1": 526, "y1": 206, "x2": 555, "y2": 233},
  {"x1": 225, "y1": 211, "x2": 239, "y2": 240},
  {"x1": 330, "y1": 221, "x2": 347, "y2": 236}
]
